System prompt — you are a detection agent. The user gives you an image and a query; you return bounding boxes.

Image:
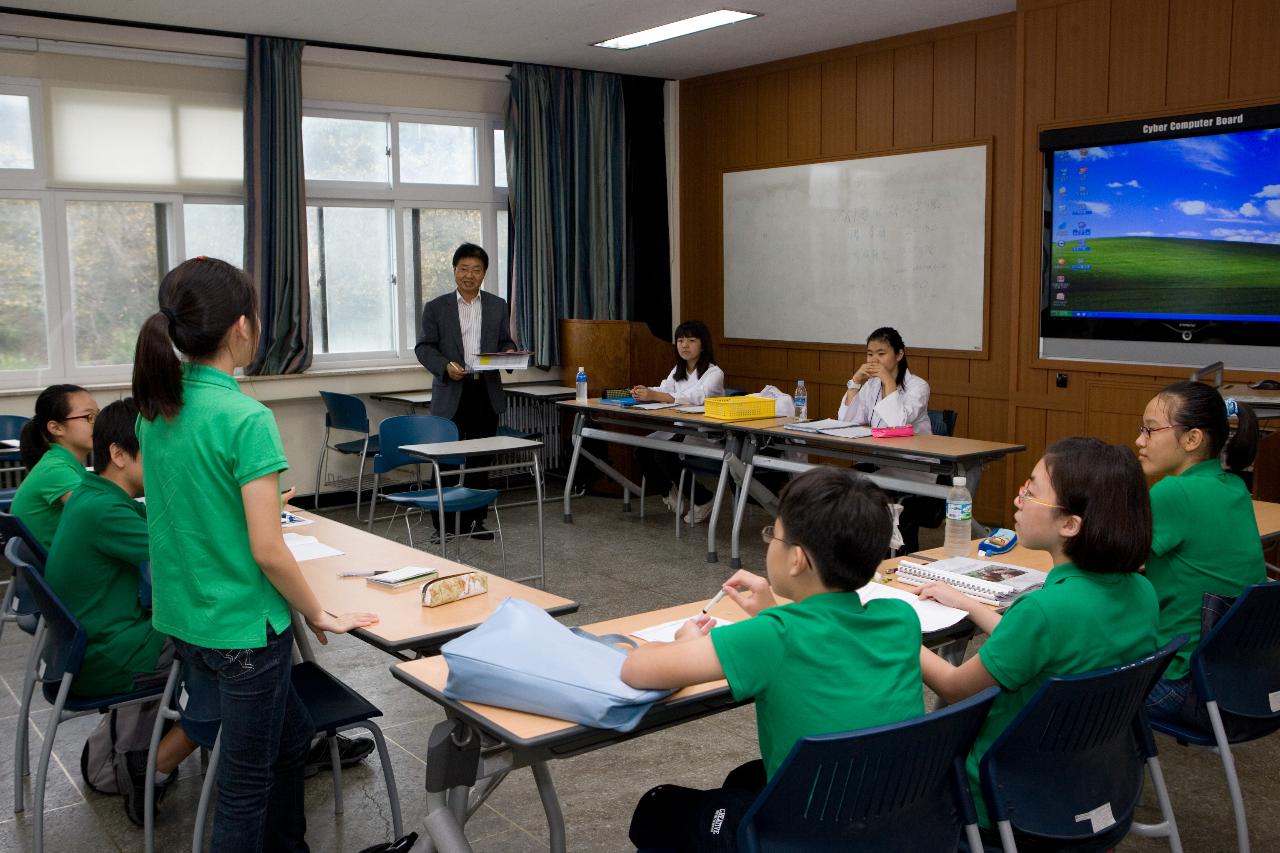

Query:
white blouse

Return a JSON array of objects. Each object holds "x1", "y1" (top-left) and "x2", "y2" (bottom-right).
[
  {"x1": 652, "y1": 364, "x2": 725, "y2": 406},
  {"x1": 836, "y1": 369, "x2": 932, "y2": 433}
]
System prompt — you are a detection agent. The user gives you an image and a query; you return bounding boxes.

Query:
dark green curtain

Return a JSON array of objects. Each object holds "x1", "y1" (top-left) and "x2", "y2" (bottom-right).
[
  {"x1": 244, "y1": 36, "x2": 311, "y2": 375},
  {"x1": 507, "y1": 64, "x2": 633, "y2": 368}
]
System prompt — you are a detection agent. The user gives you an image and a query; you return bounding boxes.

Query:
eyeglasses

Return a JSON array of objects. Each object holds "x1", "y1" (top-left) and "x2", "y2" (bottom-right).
[
  {"x1": 760, "y1": 524, "x2": 796, "y2": 547},
  {"x1": 1017, "y1": 480, "x2": 1063, "y2": 510},
  {"x1": 1137, "y1": 423, "x2": 1178, "y2": 438},
  {"x1": 62, "y1": 411, "x2": 97, "y2": 425}
]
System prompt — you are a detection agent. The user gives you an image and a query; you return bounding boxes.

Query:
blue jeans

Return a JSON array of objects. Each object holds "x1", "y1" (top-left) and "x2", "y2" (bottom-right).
[
  {"x1": 174, "y1": 627, "x2": 315, "y2": 853},
  {"x1": 1146, "y1": 675, "x2": 1192, "y2": 719}
]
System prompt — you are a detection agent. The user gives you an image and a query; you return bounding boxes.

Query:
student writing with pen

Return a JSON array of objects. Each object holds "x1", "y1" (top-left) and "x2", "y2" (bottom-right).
[{"x1": 620, "y1": 467, "x2": 923, "y2": 852}]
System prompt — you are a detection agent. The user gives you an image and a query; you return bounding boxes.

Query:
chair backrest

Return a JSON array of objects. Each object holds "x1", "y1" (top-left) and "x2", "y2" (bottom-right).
[
  {"x1": 374, "y1": 415, "x2": 462, "y2": 474},
  {"x1": 979, "y1": 638, "x2": 1184, "y2": 843},
  {"x1": 0, "y1": 511, "x2": 47, "y2": 564},
  {"x1": 1191, "y1": 582, "x2": 1280, "y2": 726},
  {"x1": 928, "y1": 408, "x2": 958, "y2": 437},
  {"x1": 738, "y1": 687, "x2": 999, "y2": 853},
  {"x1": 2, "y1": 513, "x2": 48, "y2": 628},
  {"x1": 319, "y1": 391, "x2": 370, "y2": 434},
  {"x1": 9, "y1": 540, "x2": 89, "y2": 687},
  {"x1": 0, "y1": 414, "x2": 28, "y2": 442}
]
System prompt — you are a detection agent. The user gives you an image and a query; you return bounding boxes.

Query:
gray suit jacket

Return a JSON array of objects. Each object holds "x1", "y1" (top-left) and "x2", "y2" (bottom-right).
[{"x1": 414, "y1": 290, "x2": 516, "y2": 419}]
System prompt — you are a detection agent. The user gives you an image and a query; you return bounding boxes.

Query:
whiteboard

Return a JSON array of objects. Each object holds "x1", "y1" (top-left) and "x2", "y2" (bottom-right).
[{"x1": 723, "y1": 144, "x2": 988, "y2": 352}]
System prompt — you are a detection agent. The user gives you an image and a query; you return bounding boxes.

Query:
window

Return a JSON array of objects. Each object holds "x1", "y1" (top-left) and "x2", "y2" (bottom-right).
[
  {"x1": 0, "y1": 197, "x2": 49, "y2": 370},
  {"x1": 0, "y1": 94, "x2": 35, "y2": 170},
  {"x1": 494, "y1": 128, "x2": 507, "y2": 189},
  {"x1": 307, "y1": 205, "x2": 395, "y2": 355},
  {"x1": 407, "y1": 207, "x2": 483, "y2": 308},
  {"x1": 183, "y1": 202, "x2": 244, "y2": 268},
  {"x1": 302, "y1": 115, "x2": 389, "y2": 184},
  {"x1": 399, "y1": 121, "x2": 477, "y2": 185}
]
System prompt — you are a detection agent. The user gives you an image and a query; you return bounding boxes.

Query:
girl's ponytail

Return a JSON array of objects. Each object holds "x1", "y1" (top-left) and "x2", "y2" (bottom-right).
[
  {"x1": 1222, "y1": 399, "x2": 1259, "y2": 476},
  {"x1": 132, "y1": 311, "x2": 184, "y2": 421}
]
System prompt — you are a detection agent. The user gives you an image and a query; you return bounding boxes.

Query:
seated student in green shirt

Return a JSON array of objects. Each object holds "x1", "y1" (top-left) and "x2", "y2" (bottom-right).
[
  {"x1": 10, "y1": 383, "x2": 98, "y2": 549},
  {"x1": 1135, "y1": 381, "x2": 1266, "y2": 725},
  {"x1": 917, "y1": 437, "x2": 1160, "y2": 836},
  {"x1": 43, "y1": 398, "x2": 199, "y2": 827},
  {"x1": 622, "y1": 467, "x2": 924, "y2": 851}
]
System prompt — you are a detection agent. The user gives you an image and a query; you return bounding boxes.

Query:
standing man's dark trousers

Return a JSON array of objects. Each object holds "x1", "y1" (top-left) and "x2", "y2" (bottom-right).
[{"x1": 433, "y1": 377, "x2": 499, "y2": 535}]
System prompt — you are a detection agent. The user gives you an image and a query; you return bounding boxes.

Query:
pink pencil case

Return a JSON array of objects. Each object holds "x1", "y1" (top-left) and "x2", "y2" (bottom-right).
[{"x1": 871, "y1": 425, "x2": 915, "y2": 438}]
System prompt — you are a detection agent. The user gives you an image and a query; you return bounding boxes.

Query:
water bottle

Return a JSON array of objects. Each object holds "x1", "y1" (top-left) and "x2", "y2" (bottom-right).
[
  {"x1": 794, "y1": 379, "x2": 808, "y2": 421},
  {"x1": 575, "y1": 366, "x2": 588, "y2": 403},
  {"x1": 944, "y1": 476, "x2": 973, "y2": 558}
]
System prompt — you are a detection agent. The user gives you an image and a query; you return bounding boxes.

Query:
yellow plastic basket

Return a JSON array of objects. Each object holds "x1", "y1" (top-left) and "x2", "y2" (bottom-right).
[{"x1": 703, "y1": 395, "x2": 776, "y2": 420}]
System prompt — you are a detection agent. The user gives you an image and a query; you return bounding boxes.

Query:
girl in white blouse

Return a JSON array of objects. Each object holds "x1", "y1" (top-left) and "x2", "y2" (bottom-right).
[
  {"x1": 837, "y1": 327, "x2": 932, "y2": 434},
  {"x1": 633, "y1": 320, "x2": 725, "y2": 521}
]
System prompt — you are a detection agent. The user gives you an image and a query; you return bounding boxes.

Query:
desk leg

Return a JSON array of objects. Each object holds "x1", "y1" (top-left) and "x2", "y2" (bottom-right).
[
  {"x1": 706, "y1": 444, "x2": 734, "y2": 564},
  {"x1": 533, "y1": 454, "x2": 545, "y2": 588},
  {"x1": 563, "y1": 413, "x2": 585, "y2": 523},
  {"x1": 729, "y1": 449, "x2": 757, "y2": 570},
  {"x1": 532, "y1": 761, "x2": 567, "y2": 853},
  {"x1": 415, "y1": 720, "x2": 481, "y2": 853}
]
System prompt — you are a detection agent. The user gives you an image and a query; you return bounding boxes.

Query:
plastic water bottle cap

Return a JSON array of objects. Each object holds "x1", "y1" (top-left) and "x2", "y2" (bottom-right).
[
  {"x1": 577, "y1": 366, "x2": 584, "y2": 372},
  {"x1": 953, "y1": 476, "x2": 966, "y2": 486}
]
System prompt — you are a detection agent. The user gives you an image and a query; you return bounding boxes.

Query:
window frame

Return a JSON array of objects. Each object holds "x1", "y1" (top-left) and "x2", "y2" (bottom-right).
[
  {"x1": 0, "y1": 189, "x2": 61, "y2": 385},
  {"x1": 0, "y1": 78, "x2": 45, "y2": 189}
]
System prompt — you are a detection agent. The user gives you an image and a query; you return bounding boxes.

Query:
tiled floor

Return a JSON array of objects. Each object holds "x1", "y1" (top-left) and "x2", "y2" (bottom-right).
[{"x1": 2, "y1": 487, "x2": 1276, "y2": 851}]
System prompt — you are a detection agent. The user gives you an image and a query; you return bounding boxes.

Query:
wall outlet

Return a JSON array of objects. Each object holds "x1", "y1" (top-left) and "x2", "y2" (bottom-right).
[{"x1": 1055, "y1": 373, "x2": 1069, "y2": 388}]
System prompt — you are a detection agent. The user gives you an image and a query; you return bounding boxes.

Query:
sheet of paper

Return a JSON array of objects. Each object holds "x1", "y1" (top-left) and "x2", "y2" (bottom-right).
[
  {"x1": 820, "y1": 425, "x2": 873, "y2": 439},
  {"x1": 783, "y1": 418, "x2": 849, "y2": 432},
  {"x1": 632, "y1": 616, "x2": 734, "y2": 643},
  {"x1": 283, "y1": 532, "x2": 343, "y2": 562},
  {"x1": 632, "y1": 402, "x2": 677, "y2": 410},
  {"x1": 856, "y1": 581, "x2": 967, "y2": 633},
  {"x1": 675, "y1": 405, "x2": 705, "y2": 413}
]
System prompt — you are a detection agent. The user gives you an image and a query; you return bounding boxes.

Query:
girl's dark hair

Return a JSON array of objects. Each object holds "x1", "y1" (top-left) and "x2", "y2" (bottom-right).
[
  {"x1": 19, "y1": 384, "x2": 87, "y2": 470},
  {"x1": 672, "y1": 320, "x2": 715, "y2": 381},
  {"x1": 777, "y1": 467, "x2": 891, "y2": 591},
  {"x1": 133, "y1": 257, "x2": 259, "y2": 421},
  {"x1": 1156, "y1": 380, "x2": 1258, "y2": 476},
  {"x1": 1042, "y1": 437, "x2": 1151, "y2": 574},
  {"x1": 91, "y1": 397, "x2": 140, "y2": 474},
  {"x1": 867, "y1": 326, "x2": 908, "y2": 386}
]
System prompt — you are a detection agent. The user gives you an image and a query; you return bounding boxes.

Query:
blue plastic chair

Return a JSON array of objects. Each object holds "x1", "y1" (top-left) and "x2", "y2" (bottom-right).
[
  {"x1": 10, "y1": 545, "x2": 166, "y2": 852},
  {"x1": 978, "y1": 638, "x2": 1186, "y2": 852},
  {"x1": 1145, "y1": 582, "x2": 1280, "y2": 853},
  {"x1": 737, "y1": 687, "x2": 1000, "y2": 852},
  {"x1": 368, "y1": 416, "x2": 505, "y2": 570},
  {"x1": 314, "y1": 392, "x2": 379, "y2": 520},
  {"x1": 0, "y1": 414, "x2": 27, "y2": 465},
  {"x1": 929, "y1": 408, "x2": 958, "y2": 437},
  {"x1": 0, "y1": 512, "x2": 46, "y2": 642}
]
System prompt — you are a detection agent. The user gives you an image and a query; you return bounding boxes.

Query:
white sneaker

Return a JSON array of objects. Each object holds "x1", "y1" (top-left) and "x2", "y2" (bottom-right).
[
  {"x1": 683, "y1": 500, "x2": 713, "y2": 525},
  {"x1": 662, "y1": 487, "x2": 679, "y2": 512}
]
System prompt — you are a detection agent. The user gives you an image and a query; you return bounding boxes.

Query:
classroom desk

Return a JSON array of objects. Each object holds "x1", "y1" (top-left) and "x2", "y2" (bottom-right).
[
  {"x1": 721, "y1": 422, "x2": 1026, "y2": 568},
  {"x1": 1220, "y1": 384, "x2": 1280, "y2": 420},
  {"x1": 558, "y1": 399, "x2": 781, "y2": 562},
  {"x1": 1254, "y1": 499, "x2": 1280, "y2": 544},
  {"x1": 286, "y1": 509, "x2": 576, "y2": 658},
  {"x1": 390, "y1": 593, "x2": 976, "y2": 853},
  {"x1": 401, "y1": 436, "x2": 546, "y2": 587},
  {"x1": 370, "y1": 390, "x2": 433, "y2": 411},
  {"x1": 502, "y1": 385, "x2": 575, "y2": 471}
]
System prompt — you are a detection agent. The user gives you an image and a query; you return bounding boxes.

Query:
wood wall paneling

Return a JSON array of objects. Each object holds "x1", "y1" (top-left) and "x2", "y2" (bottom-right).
[
  {"x1": 788, "y1": 66, "x2": 822, "y2": 159},
  {"x1": 1166, "y1": 0, "x2": 1232, "y2": 106},
  {"x1": 820, "y1": 56, "x2": 858, "y2": 155},
  {"x1": 1108, "y1": 0, "x2": 1169, "y2": 113},
  {"x1": 856, "y1": 51, "x2": 895, "y2": 151},
  {"x1": 933, "y1": 35, "x2": 977, "y2": 143},
  {"x1": 756, "y1": 71, "x2": 790, "y2": 164},
  {"x1": 1053, "y1": 0, "x2": 1111, "y2": 120},
  {"x1": 1229, "y1": 0, "x2": 1280, "y2": 98},
  {"x1": 892, "y1": 43, "x2": 934, "y2": 147},
  {"x1": 722, "y1": 78, "x2": 759, "y2": 168}
]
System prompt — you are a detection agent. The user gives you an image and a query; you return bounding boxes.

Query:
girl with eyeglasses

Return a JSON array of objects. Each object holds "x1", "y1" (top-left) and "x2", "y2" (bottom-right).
[
  {"x1": 1136, "y1": 381, "x2": 1265, "y2": 724},
  {"x1": 915, "y1": 437, "x2": 1159, "y2": 835},
  {"x1": 10, "y1": 383, "x2": 100, "y2": 548}
]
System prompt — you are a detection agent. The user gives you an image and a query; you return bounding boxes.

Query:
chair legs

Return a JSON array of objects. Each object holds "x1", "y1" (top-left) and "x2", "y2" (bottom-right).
[
  {"x1": 145, "y1": 660, "x2": 184, "y2": 853},
  {"x1": 31, "y1": 677, "x2": 74, "y2": 853},
  {"x1": 14, "y1": 619, "x2": 45, "y2": 814},
  {"x1": 1130, "y1": 754, "x2": 1184, "y2": 853},
  {"x1": 314, "y1": 427, "x2": 330, "y2": 518},
  {"x1": 192, "y1": 731, "x2": 222, "y2": 853},
  {"x1": 1208, "y1": 701, "x2": 1251, "y2": 853}
]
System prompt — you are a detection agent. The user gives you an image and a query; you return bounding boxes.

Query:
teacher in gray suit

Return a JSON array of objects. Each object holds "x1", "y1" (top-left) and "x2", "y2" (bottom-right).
[{"x1": 414, "y1": 243, "x2": 516, "y2": 538}]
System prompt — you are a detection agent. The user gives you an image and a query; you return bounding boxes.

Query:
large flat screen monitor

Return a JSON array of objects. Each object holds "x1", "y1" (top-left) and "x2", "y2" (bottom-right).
[{"x1": 1039, "y1": 105, "x2": 1280, "y2": 370}]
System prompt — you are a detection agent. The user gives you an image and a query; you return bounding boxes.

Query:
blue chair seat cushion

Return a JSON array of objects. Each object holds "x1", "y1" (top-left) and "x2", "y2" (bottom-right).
[
  {"x1": 54, "y1": 682, "x2": 164, "y2": 714},
  {"x1": 334, "y1": 434, "x2": 379, "y2": 455},
  {"x1": 291, "y1": 661, "x2": 382, "y2": 733},
  {"x1": 385, "y1": 487, "x2": 499, "y2": 513}
]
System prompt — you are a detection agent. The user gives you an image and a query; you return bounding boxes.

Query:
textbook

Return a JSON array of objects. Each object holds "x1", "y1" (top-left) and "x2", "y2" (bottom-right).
[
  {"x1": 367, "y1": 565, "x2": 439, "y2": 590},
  {"x1": 782, "y1": 419, "x2": 873, "y2": 439},
  {"x1": 895, "y1": 556, "x2": 1048, "y2": 605},
  {"x1": 471, "y1": 351, "x2": 532, "y2": 371}
]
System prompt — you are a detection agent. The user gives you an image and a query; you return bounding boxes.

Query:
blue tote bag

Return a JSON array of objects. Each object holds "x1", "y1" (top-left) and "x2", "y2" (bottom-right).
[{"x1": 441, "y1": 597, "x2": 673, "y2": 732}]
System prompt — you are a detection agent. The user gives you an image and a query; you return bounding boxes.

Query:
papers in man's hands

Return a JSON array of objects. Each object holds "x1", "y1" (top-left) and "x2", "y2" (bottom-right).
[
  {"x1": 471, "y1": 351, "x2": 532, "y2": 371},
  {"x1": 782, "y1": 419, "x2": 873, "y2": 439},
  {"x1": 856, "y1": 581, "x2": 967, "y2": 632},
  {"x1": 283, "y1": 532, "x2": 343, "y2": 562},
  {"x1": 632, "y1": 616, "x2": 734, "y2": 643},
  {"x1": 896, "y1": 557, "x2": 1047, "y2": 604}
]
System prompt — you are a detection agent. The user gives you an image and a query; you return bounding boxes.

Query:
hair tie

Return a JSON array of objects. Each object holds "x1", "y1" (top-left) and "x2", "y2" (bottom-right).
[{"x1": 1225, "y1": 397, "x2": 1239, "y2": 417}]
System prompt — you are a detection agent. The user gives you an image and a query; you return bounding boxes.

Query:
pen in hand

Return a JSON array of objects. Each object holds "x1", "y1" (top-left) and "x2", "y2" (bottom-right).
[{"x1": 701, "y1": 588, "x2": 727, "y2": 615}]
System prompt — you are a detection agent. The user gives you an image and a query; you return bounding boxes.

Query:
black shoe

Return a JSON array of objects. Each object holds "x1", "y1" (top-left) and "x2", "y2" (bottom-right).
[
  {"x1": 468, "y1": 522, "x2": 494, "y2": 541},
  {"x1": 115, "y1": 749, "x2": 168, "y2": 828},
  {"x1": 304, "y1": 734, "x2": 375, "y2": 778}
]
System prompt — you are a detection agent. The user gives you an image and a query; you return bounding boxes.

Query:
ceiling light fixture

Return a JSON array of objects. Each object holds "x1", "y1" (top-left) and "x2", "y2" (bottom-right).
[{"x1": 593, "y1": 10, "x2": 758, "y2": 50}]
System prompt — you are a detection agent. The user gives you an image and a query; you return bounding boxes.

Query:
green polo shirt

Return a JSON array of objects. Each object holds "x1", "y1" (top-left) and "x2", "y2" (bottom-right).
[
  {"x1": 44, "y1": 473, "x2": 164, "y2": 696},
  {"x1": 969, "y1": 562, "x2": 1158, "y2": 826},
  {"x1": 10, "y1": 443, "x2": 86, "y2": 549},
  {"x1": 1146, "y1": 459, "x2": 1266, "y2": 682},
  {"x1": 711, "y1": 590, "x2": 924, "y2": 779},
  {"x1": 137, "y1": 363, "x2": 291, "y2": 649}
]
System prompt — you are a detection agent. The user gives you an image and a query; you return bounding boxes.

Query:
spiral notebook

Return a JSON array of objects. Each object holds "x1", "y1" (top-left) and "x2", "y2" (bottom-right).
[{"x1": 895, "y1": 557, "x2": 1047, "y2": 605}]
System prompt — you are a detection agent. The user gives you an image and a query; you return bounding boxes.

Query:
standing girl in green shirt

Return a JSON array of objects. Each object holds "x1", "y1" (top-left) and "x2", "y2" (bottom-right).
[
  {"x1": 10, "y1": 383, "x2": 98, "y2": 549},
  {"x1": 1136, "y1": 381, "x2": 1265, "y2": 725},
  {"x1": 917, "y1": 438, "x2": 1160, "y2": 833},
  {"x1": 132, "y1": 257, "x2": 377, "y2": 853}
]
